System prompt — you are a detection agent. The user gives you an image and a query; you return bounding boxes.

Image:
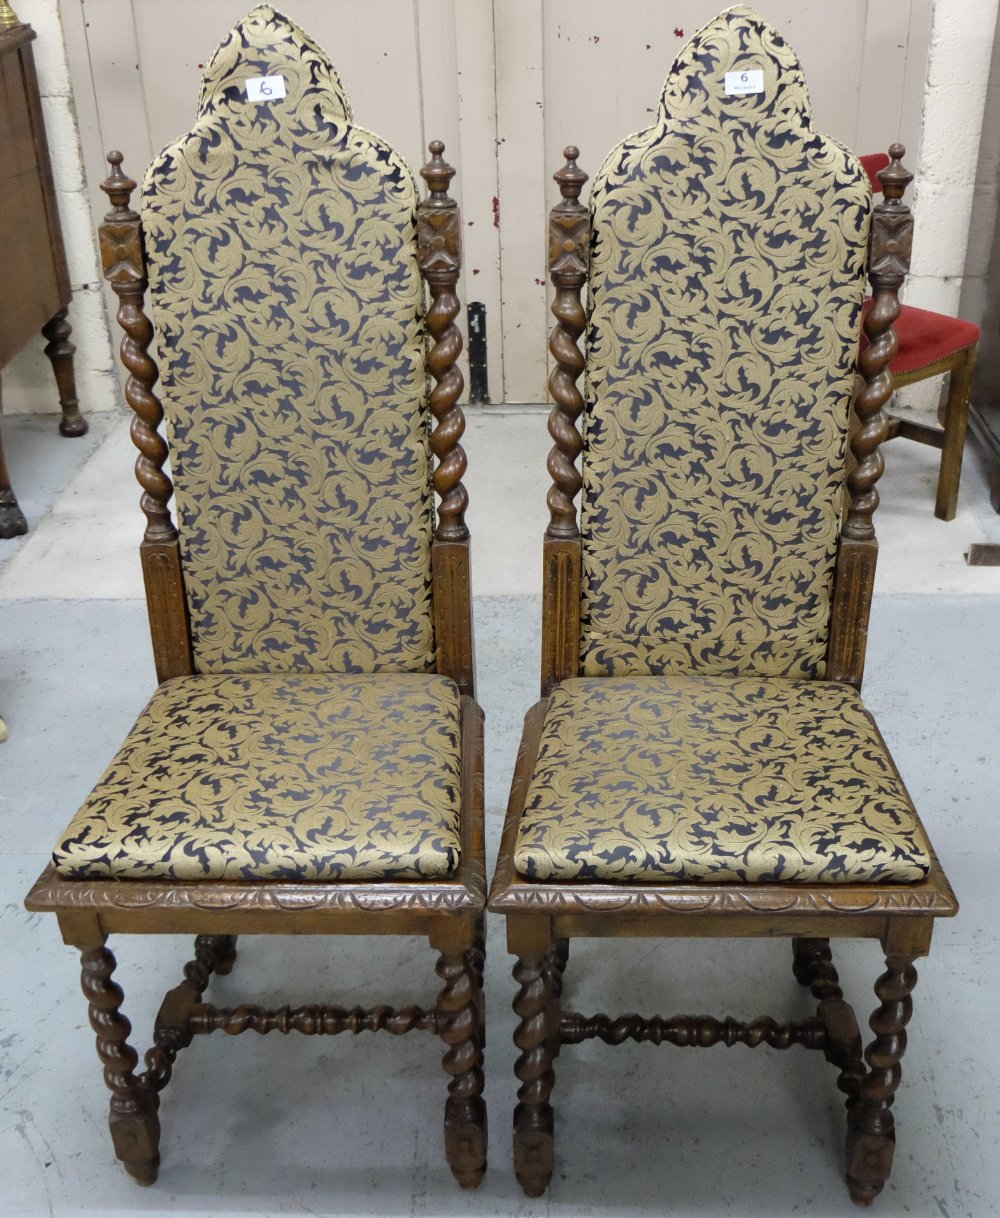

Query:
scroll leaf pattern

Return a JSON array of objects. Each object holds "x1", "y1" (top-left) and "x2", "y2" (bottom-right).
[
  {"x1": 581, "y1": 6, "x2": 871, "y2": 680},
  {"x1": 514, "y1": 677, "x2": 931, "y2": 885},
  {"x1": 141, "y1": 5, "x2": 434, "y2": 674},
  {"x1": 53, "y1": 674, "x2": 463, "y2": 882}
]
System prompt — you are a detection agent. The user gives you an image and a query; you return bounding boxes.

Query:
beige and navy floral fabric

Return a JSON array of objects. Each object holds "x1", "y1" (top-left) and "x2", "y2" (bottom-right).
[
  {"x1": 580, "y1": 6, "x2": 871, "y2": 680},
  {"x1": 142, "y1": 6, "x2": 435, "y2": 675},
  {"x1": 53, "y1": 674, "x2": 463, "y2": 882},
  {"x1": 514, "y1": 677, "x2": 931, "y2": 885}
]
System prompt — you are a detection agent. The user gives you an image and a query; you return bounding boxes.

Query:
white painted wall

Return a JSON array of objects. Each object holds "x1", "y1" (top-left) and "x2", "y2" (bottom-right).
[
  {"x1": 907, "y1": 0, "x2": 1000, "y2": 317},
  {"x1": 4, "y1": 0, "x2": 998, "y2": 413},
  {"x1": 497, "y1": 0, "x2": 933, "y2": 401},
  {"x1": 959, "y1": 15, "x2": 1000, "y2": 335},
  {"x1": 2, "y1": 0, "x2": 116, "y2": 415}
]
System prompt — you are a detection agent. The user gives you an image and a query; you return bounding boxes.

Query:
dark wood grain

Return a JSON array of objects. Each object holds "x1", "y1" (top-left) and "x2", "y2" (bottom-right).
[
  {"x1": 98, "y1": 152, "x2": 194, "y2": 680},
  {"x1": 81, "y1": 946, "x2": 161, "y2": 1185},
  {"x1": 418, "y1": 140, "x2": 476, "y2": 698},
  {"x1": 829, "y1": 144, "x2": 913, "y2": 688},
  {"x1": 541, "y1": 148, "x2": 589, "y2": 696},
  {"x1": 846, "y1": 955, "x2": 918, "y2": 1205}
]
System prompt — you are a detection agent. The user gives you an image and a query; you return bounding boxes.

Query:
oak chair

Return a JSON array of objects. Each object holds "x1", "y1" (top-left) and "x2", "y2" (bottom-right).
[
  {"x1": 858, "y1": 152, "x2": 979, "y2": 521},
  {"x1": 488, "y1": 7, "x2": 957, "y2": 1207},
  {"x1": 25, "y1": 6, "x2": 486, "y2": 1189}
]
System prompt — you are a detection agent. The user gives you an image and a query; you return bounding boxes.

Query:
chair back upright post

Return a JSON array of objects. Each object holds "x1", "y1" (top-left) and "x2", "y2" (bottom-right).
[
  {"x1": 418, "y1": 142, "x2": 475, "y2": 699},
  {"x1": 98, "y1": 150, "x2": 193, "y2": 683},
  {"x1": 541, "y1": 147, "x2": 590, "y2": 697},
  {"x1": 827, "y1": 145, "x2": 914, "y2": 688}
]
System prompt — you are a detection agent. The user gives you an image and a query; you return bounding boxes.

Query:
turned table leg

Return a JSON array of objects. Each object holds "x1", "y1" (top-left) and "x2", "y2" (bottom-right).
[
  {"x1": 42, "y1": 308, "x2": 87, "y2": 437},
  {"x1": 846, "y1": 954, "x2": 918, "y2": 1206},
  {"x1": 436, "y1": 947, "x2": 487, "y2": 1188},
  {"x1": 81, "y1": 945, "x2": 161, "y2": 1185}
]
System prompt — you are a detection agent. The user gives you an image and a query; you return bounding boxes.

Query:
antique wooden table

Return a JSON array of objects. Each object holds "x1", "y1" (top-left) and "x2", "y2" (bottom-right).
[{"x1": 0, "y1": 16, "x2": 86, "y2": 538}]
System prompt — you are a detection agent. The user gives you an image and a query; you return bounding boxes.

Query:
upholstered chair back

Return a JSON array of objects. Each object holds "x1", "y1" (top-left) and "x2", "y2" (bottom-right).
[
  {"x1": 142, "y1": 6, "x2": 434, "y2": 675},
  {"x1": 580, "y1": 5, "x2": 871, "y2": 680}
]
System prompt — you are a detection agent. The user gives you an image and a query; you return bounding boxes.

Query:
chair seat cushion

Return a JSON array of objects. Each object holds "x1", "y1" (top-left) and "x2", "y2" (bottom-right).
[
  {"x1": 52, "y1": 673, "x2": 463, "y2": 882},
  {"x1": 861, "y1": 298, "x2": 980, "y2": 375},
  {"x1": 514, "y1": 677, "x2": 931, "y2": 885}
]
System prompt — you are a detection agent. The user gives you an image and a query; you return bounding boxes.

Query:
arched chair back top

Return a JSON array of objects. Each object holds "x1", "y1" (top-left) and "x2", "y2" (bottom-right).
[
  {"x1": 141, "y1": 5, "x2": 434, "y2": 675},
  {"x1": 580, "y1": 4, "x2": 871, "y2": 680}
]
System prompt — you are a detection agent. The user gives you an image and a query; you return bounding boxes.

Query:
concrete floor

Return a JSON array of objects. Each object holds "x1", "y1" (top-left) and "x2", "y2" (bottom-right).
[{"x1": 1, "y1": 404, "x2": 999, "y2": 1217}]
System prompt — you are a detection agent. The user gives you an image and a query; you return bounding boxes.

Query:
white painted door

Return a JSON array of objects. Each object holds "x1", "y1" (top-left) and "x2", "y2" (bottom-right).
[
  {"x1": 494, "y1": 0, "x2": 932, "y2": 402},
  {"x1": 63, "y1": 0, "x2": 929, "y2": 404}
]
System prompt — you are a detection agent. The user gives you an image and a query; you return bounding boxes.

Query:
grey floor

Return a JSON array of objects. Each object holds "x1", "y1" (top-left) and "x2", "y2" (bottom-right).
[{"x1": 1, "y1": 404, "x2": 1000, "y2": 1217}]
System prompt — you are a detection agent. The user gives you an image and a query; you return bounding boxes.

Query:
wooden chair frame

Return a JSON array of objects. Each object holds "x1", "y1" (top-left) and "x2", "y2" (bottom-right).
[
  {"x1": 886, "y1": 345, "x2": 976, "y2": 521},
  {"x1": 25, "y1": 142, "x2": 487, "y2": 1190},
  {"x1": 488, "y1": 144, "x2": 958, "y2": 1206},
  {"x1": 862, "y1": 151, "x2": 977, "y2": 522}
]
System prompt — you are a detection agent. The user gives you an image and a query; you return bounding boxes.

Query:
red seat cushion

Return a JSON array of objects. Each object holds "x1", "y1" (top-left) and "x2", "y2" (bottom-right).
[
  {"x1": 860, "y1": 152, "x2": 889, "y2": 193},
  {"x1": 860, "y1": 298, "x2": 980, "y2": 375}
]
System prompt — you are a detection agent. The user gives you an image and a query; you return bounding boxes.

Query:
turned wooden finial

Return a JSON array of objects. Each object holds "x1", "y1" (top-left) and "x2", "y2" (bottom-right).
[
  {"x1": 876, "y1": 142, "x2": 913, "y2": 205},
  {"x1": 100, "y1": 151, "x2": 139, "y2": 221},
  {"x1": 417, "y1": 141, "x2": 461, "y2": 277},
  {"x1": 549, "y1": 147, "x2": 589, "y2": 286},
  {"x1": 420, "y1": 139, "x2": 457, "y2": 202},
  {"x1": 554, "y1": 146, "x2": 588, "y2": 203}
]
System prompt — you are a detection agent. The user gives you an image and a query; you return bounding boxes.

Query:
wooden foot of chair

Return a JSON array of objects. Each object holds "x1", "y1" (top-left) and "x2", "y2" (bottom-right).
[
  {"x1": 42, "y1": 309, "x2": 87, "y2": 437},
  {"x1": 80, "y1": 946, "x2": 161, "y2": 1185},
  {"x1": 437, "y1": 947, "x2": 487, "y2": 1188},
  {"x1": 846, "y1": 955, "x2": 917, "y2": 1206},
  {"x1": 935, "y1": 347, "x2": 974, "y2": 521},
  {"x1": 513, "y1": 952, "x2": 557, "y2": 1197}
]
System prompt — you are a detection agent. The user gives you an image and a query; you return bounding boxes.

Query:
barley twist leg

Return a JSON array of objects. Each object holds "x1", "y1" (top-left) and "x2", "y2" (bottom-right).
[
  {"x1": 436, "y1": 948, "x2": 487, "y2": 1188},
  {"x1": 846, "y1": 955, "x2": 918, "y2": 1205},
  {"x1": 81, "y1": 946, "x2": 161, "y2": 1185},
  {"x1": 513, "y1": 953, "x2": 557, "y2": 1196}
]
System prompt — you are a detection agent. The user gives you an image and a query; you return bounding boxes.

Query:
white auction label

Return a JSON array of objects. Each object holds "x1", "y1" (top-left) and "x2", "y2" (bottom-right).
[
  {"x1": 724, "y1": 69, "x2": 764, "y2": 96},
  {"x1": 246, "y1": 75, "x2": 287, "y2": 103}
]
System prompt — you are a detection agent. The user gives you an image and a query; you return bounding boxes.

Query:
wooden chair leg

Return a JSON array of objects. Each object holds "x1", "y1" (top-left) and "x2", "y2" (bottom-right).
[
  {"x1": 935, "y1": 346, "x2": 975, "y2": 521},
  {"x1": 545, "y1": 938, "x2": 568, "y2": 1058},
  {"x1": 845, "y1": 954, "x2": 918, "y2": 1206},
  {"x1": 512, "y1": 952, "x2": 558, "y2": 1197},
  {"x1": 209, "y1": 933, "x2": 238, "y2": 975},
  {"x1": 436, "y1": 946, "x2": 487, "y2": 1189},
  {"x1": 792, "y1": 938, "x2": 866, "y2": 1115},
  {"x1": 41, "y1": 309, "x2": 88, "y2": 438},
  {"x1": 80, "y1": 946, "x2": 161, "y2": 1185}
]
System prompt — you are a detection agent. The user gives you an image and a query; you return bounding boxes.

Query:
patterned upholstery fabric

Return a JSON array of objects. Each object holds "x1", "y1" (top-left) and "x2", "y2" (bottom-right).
[
  {"x1": 53, "y1": 674, "x2": 463, "y2": 882},
  {"x1": 514, "y1": 677, "x2": 931, "y2": 885},
  {"x1": 580, "y1": 6, "x2": 871, "y2": 680},
  {"x1": 142, "y1": 6, "x2": 435, "y2": 675}
]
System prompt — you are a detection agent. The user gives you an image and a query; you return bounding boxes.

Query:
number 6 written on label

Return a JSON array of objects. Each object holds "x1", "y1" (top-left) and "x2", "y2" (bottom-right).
[{"x1": 246, "y1": 75, "x2": 287, "y2": 103}]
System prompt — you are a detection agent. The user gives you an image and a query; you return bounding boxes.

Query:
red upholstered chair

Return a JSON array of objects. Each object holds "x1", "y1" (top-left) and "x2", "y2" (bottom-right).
[{"x1": 860, "y1": 151, "x2": 979, "y2": 520}]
